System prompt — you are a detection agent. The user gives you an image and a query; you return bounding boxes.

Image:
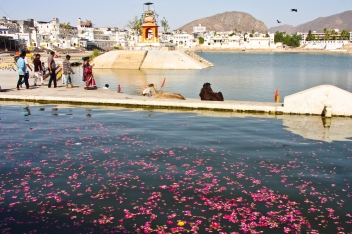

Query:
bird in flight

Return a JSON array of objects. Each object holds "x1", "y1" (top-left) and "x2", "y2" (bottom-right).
[
  {"x1": 291, "y1": 9, "x2": 298, "y2": 12},
  {"x1": 277, "y1": 20, "x2": 281, "y2": 23}
]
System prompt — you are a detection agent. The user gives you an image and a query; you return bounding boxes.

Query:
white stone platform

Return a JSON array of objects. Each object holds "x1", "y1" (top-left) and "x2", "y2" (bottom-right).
[{"x1": 92, "y1": 50, "x2": 208, "y2": 70}]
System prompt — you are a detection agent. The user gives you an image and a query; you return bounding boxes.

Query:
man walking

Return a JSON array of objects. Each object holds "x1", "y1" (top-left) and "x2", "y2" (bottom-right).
[
  {"x1": 47, "y1": 51, "x2": 57, "y2": 88},
  {"x1": 16, "y1": 51, "x2": 28, "y2": 90},
  {"x1": 62, "y1": 55, "x2": 75, "y2": 88},
  {"x1": 33, "y1": 54, "x2": 43, "y2": 86}
]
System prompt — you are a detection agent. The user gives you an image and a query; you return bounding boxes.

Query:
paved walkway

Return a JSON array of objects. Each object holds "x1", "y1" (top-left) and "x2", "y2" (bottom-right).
[{"x1": 0, "y1": 70, "x2": 284, "y2": 114}]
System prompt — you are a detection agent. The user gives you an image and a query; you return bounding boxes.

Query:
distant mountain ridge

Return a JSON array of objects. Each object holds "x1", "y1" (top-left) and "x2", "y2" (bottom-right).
[
  {"x1": 178, "y1": 11, "x2": 267, "y2": 34},
  {"x1": 269, "y1": 10, "x2": 352, "y2": 33}
]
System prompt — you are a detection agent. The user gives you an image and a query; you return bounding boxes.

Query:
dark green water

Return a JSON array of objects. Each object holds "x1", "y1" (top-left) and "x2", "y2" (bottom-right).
[
  {"x1": 73, "y1": 52, "x2": 352, "y2": 102},
  {"x1": 0, "y1": 104, "x2": 351, "y2": 233}
]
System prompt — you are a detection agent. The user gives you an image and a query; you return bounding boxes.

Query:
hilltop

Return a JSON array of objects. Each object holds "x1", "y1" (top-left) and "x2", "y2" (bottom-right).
[
  {"x1": 178, "y1": 11, "x2": 267, "y2": 34},
  {"x1": 269, "y1": 10, "x2": 352, "y2": 33}
]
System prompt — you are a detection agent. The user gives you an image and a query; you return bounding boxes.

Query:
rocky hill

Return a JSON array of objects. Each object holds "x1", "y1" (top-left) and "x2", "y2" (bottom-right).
[
  {"x1": 269, "y1": 10, "x2": 352, "y2": 33},
  {"x1": 268, "y1": 24, "x2": 295, "y2": 34},
  {"x1": 178, "y1": 11, "x2": 267, "y2": 34}
]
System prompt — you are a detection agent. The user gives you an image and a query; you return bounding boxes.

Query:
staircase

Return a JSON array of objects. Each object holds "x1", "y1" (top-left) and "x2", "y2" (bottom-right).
[
  {"x1": 184, "y1": 50, "x2": 213, "y2": 67},
  {"x1": 111, "y1": 51, "x2": 147, "y2": 69}
]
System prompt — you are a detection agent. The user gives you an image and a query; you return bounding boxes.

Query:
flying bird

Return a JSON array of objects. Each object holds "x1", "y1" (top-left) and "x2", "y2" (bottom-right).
[
  {"x1": 291, "y1": 9, "x2": 297, "y2": 12},
  {"x1": 277, "y1": 20, "x2": 281, "y2": 23}
]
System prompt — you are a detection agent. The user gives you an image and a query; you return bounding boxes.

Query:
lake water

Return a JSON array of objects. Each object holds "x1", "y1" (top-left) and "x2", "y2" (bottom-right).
[
  {"x1": 0, "y1": 104, "x2": 351, "y2": 233},
  {"x1": 71, "y1": 52, "x2": 352, "y2": 102}
]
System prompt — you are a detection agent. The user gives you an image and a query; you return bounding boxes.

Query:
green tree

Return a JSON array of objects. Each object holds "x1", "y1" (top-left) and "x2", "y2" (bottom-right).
[
  {"x1": 125, "y1": 16, "x2": 143, "y2": 35},
  {"x1": 274, "y1": 31, "x2": 285, "y2": 43},
  {"x1": 198, "y1": 37, "x2": 204, "y2": 44},
  {"x1": 306, "y1": 30, "x2": 316, "y2": 41},
  {"x1": 331, "y1": 30, "x2": 338, "y2": 40},
  {"x1": 59, "y1": 22, "x2": 73, "y2": 39},
  {"x1": 160, "y1": 17, "x2": 169, "y2": 33},
  {"x1": 275, "y1": 31, "x2": 301, "y2": 47},
  {"x1": 323, "y1": 28, "x2": 330, "y2": 41},
  {"x1": 341, "y1": 29, "x2": 350, "y2": 40},
  {"x1": 286, "y1": 34, "x2": 302, "y2": 47}
]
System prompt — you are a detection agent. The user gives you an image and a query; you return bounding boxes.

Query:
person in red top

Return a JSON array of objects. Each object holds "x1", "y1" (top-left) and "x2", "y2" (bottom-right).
[{"x1": 83, "y1": 57, "x2": 96, "y2": 90}]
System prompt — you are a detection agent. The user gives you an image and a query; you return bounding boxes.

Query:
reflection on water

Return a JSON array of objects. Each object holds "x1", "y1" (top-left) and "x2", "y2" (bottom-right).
[
  {"x1": 22, "y1": 106, "x2": 31, "y2": 116},
  {"x1": 279, "y1": 115, "x2": 352, "y2": 142},
  {"x1": 192, "y1": 109, "x2": 352, "y2": 142},
  {"x1": 13, "y1": 102, "x2": 352, "y2": 143}
]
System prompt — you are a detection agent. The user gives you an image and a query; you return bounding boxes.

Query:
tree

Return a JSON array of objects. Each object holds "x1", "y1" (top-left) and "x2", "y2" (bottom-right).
[
  {"x1": 59, "y1": 22, "x2": 73, "y2": 39},
  {"x1": 330, "y1": 30, "x2": 338, "y2": 40},
  {"x1": 306, "y1": 30, "x2": 316, "y2": 41},
  {"x1": 274, "y1": 31, "x2": 285, "y2": 43},
  {"x1": 274, "y1": 31, "x2": 301, "y2": 47},
  {"x1": 288, "y1": 34, "x2": 302, "y2": 47},
  {"x1": 125, "y1": 16, "x2": 143, "y2": 35},
  {"x1": 341, "y1": 29, "x2": 350, "y2": 40},
  {"x1": 198, "y1": 37, "x2": 204, "y2": 44},
  {"x1": 160, "y1": 17, "x2": 169, "y2": 33},
  {"x1": 323, "y1": 28, "x2": 330, "y2": 41}
]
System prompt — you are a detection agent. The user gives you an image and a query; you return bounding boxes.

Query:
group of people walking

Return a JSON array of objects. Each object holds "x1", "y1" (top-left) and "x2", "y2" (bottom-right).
[{"x1": 16, "y1": 50, "x2": 96, "y2": 90}]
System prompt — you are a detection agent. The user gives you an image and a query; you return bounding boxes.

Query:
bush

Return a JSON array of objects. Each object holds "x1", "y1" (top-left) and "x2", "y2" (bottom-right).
[
  {"x1": 198, "y1": 37, "x2": 204, "y2": 44},
  {"x1": 89, "y1": 49, "x2": 101, "y2": 60}
]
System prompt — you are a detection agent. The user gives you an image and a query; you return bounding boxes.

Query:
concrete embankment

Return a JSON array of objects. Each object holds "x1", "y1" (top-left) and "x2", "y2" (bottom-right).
[
  {"x1": 1, "y1": 71, "x2": 352, "y2": 116},
  {"x1": 93, "y1": 50, "x2": 147, "y2": 69},
  {"x1": 93, "y1": 50, "x2": 210, "y2": 70}
]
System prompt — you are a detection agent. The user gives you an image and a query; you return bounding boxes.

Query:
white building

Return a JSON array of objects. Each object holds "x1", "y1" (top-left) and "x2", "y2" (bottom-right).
[
  {"x1": 244, "y1": 33, "x2": 274, "y2": 49},
  {"x1": 193, "y1": 24, "x2": 206, "y2": 34},
  {"x1": 298, "y1": 30, "x2": 351, "y2": 50},
  {"x1": 196, "y1": 31, "x2": 275, "y2": 49},
  {"x1": 35, "y1": 18, "x2": 60, "y2": 35},
  {"x1": 77, "y1": 18, "x2": 120, "y2": 50},
  {"x1": 172, "y1": 32, "x2": 194, "y2": 48}
]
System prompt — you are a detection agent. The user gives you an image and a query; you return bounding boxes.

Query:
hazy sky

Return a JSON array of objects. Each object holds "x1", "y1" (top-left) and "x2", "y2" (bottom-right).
[{"x1": 1, "y1": 0, "x2": 352, "y2": 30}]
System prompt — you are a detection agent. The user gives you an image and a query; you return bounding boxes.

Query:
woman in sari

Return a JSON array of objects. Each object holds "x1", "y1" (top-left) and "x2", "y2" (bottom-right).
[{"x1": 83, "y1": 57, "x2": 96, "y2": 90}]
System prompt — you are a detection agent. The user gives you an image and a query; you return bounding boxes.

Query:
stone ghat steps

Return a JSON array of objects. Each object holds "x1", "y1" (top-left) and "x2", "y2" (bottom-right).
[
  {"x1": 93, "y1": 51, "x2": 147, "y2": 69},
  {"x1": 184, "y1": 50, "x2": 213, "y2": 67},
  {"x1": 112, "y1": 51, "x2": 147, "y2": 69},
  {"x1": 140, "y1": 50, "x2": 208, "y2": 69}
]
